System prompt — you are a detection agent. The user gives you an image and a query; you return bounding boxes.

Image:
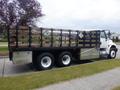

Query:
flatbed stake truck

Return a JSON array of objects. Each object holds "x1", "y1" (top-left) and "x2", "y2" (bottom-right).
[{"x1": 8, "y1": 26, "x2": 118, "y2": 70}]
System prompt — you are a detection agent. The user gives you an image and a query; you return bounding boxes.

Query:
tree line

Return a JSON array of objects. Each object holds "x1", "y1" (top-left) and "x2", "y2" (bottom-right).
[{"x1": 112, "y1": 37, "x2": 120, "y2": 42}]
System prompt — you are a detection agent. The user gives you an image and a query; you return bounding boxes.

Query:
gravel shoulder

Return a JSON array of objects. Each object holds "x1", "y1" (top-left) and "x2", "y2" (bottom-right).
[{"x1": 37, "y1": 67, "x2": 120, "y2": 90}]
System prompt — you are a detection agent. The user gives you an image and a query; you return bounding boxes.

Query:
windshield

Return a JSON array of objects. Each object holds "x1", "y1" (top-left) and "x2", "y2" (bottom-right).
[
  {"x1": 105, "y1": 30, "x2": 111, "y2": 39},
  {"x1": 100, "y1": 31, "x2": 106, "y2": 39}
]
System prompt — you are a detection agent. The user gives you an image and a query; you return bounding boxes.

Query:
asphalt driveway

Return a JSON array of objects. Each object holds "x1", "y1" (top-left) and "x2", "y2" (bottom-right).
[{"x1": 0, "y1": 58, "x2": 34, "y2": 77}]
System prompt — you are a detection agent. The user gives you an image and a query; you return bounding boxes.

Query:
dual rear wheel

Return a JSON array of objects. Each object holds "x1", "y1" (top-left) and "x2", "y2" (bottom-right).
[
  {"x1": 35, "y1": 52, "x2": 72, "y2": 70},
  {"x1": 36, "y1": 53, "x2": 54, "y2": 70}
]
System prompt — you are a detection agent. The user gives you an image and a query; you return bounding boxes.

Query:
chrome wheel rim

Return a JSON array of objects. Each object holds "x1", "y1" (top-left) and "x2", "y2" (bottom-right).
[
  {"x1": 41, "y1": 56, "x2": 52, "y2": 68},
  {"x1": 110, "y1": 50, "x2": 116, "y2": 58},
  {"x1": 62, "y1": 55, "x2": 71, "y2": 65}
]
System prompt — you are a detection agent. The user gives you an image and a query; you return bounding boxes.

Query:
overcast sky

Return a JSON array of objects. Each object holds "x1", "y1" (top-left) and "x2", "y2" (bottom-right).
[{"x1": 38, "y1": 0, "x2": 120, "y2": 32}]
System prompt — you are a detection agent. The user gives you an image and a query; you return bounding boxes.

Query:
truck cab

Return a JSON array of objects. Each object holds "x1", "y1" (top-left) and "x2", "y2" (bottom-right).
[{"x1": 100, "y1": 30, "x2": 118, "y2": 59}]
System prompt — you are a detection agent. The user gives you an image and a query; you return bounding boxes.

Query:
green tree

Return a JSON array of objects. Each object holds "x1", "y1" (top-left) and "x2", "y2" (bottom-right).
[{"x1": 0, "y1": 0, "x2": 43, "y2": 30}]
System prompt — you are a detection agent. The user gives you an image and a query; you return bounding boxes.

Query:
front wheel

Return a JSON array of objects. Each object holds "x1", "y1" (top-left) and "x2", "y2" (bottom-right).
[{"x1": 108, "y1": 49, "x2": 117, "y2": 59}]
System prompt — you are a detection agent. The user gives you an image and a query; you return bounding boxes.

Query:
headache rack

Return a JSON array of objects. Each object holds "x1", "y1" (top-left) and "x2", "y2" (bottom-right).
[{"x1": 8, "y1": 26, "x2": 101, "y2": 51}]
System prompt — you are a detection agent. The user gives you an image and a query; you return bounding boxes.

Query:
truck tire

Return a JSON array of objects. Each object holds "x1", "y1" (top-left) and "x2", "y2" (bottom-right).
[
  {"x1": 57, "y1": 52, "x2": 72, "y2": 67},
  {"x1": 108, "y1": 48, "x2": 117, "y2": 59},
  {"x1": 36, "y1": 53, "x2": 54, "y2": 70}
]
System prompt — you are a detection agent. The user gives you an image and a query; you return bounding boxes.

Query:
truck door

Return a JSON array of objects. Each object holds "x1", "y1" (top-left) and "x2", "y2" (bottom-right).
[{"x1": 100, "y1": 31, "x2": 108, "y2": 49}]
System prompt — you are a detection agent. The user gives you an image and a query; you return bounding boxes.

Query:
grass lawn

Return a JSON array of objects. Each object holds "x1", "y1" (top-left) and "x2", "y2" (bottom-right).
[
  {"x1": 0, "y1": 46, "x2": 8, "y2": 56},
  {"x1": 0, "y1": 46, "x2": 8, "y2": 51},
  {"x1": 113, "y1": 86, "x2": 120, "y2": 90},
  {"x1": 0, "y1": 42, "x2": 8, "y2": 46},
  {"x1": 0, "y1": 59, "x2": 120, "y2": 90},
  {"x1": 0, "y1": 42, "x2": 8, "y2": 56}
]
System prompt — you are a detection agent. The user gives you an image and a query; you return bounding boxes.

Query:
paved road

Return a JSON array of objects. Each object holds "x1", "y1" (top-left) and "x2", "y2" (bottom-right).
[
  {"x1": 37, "y1": 68, "x2": 120, "y2": 90},
  {"x1": 0, "y1": 45, "x2": 119, "y2": 77}
]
